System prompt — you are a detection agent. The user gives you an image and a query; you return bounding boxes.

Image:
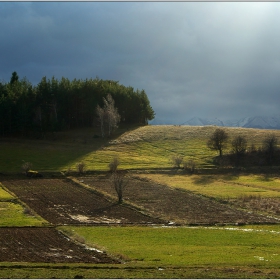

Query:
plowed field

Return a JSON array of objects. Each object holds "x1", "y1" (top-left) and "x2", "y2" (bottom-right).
[
  {"x1": 81, "y1": 175, "x2": 280, "y2": 225},
  {"x1": 0, "y1": 177, "x2": 163, "y2": 264},
  {"x1": 0, "y1": 227, "x2": 119, "y2": 263},
  {"x1": 2, "y1": 178, "x2": 162, "y2": 225}
]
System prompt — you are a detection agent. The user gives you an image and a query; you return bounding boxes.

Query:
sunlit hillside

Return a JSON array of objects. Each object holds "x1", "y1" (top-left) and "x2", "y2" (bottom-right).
[{"x1": 1, "y1": 125, "x2": 280, "y2": 173}]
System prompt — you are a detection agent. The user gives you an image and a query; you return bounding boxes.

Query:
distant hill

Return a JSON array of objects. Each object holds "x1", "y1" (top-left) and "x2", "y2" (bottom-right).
[{"x1": 149, "y1": 115, "x2": 280, "y2": 129}]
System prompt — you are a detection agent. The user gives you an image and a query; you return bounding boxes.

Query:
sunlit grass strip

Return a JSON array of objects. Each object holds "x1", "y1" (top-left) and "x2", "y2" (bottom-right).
[
  {"x1": 137, "y1": 174, "x2": 280, "y2": 199},
  {"x1": 0, "y1": 185, "x2": 14, "y2": 200},
  {"x1": 0, "y1": 202, "x2": 47, "y2": 227},
  {"x1": 59, "y1": 226, "x2": 280, "y2": 268},
  {"x1": 235, "y1": 175, "x2": 280, "y2": 191},
  {"x1": 68, "y1": 139, "x2": 217, "y2": 171}
]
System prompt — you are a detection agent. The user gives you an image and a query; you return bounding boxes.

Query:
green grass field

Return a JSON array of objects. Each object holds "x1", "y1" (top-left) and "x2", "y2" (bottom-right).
[
  {"x1": 0, "y1": 185, "x2": 14, "y2": 200},
  {"x1": 0, "y1": 184, "x2": 47, "y2": 227},
  {"x1": 59, "y1": 225, "x2": 280, "y2": 267},
  {"x1": 0, "y1": 202, "x2": 46, "y2": 227},
  {"x1": 50, "y1": 225, "x2": 280, "y2": 278}
]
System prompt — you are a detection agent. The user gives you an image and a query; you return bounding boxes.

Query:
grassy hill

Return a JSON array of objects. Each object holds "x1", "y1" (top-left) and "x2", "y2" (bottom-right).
[
  {"x1": 1, "y1": 125, "x2": 280, "y2": 279},
  {"x1": 1, "y1": 125, "x2": 280, "y2": 173}
]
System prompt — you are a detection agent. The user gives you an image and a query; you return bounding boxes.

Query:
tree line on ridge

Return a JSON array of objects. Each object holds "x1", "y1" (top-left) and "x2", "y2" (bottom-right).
[{"x1": 0, "y1": 72, "x2": 155, "y2": 138}]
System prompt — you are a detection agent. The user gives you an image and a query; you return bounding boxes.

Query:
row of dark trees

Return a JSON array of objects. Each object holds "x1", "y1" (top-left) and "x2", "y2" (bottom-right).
[
  {"x1": 207, "y1": 128, "x2": 280, "y2": 167},
  {"x1": 0, "y1": 72, "x2": 155, "y2": 137}
]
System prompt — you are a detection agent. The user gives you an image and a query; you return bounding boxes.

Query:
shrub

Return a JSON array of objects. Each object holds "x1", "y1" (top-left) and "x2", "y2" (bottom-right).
[
  {"x1": 21, "y1": 161, "x2": 32, "y2": 173},
  {"x1": 108, "y1": 157, "x2": 120, "y2": 173},
  {"x1": 23, "y1": 207, "x2": 33, "y2": 216},
  {"x1": 171, "y1": 154, "x2": 184, "y2": 168},
  {"x1": 76, "y1": 162, "x2": 86, "y2": 175},
  {"x1": 183, "y1": 159, "x2": 196, "y2": 173}
]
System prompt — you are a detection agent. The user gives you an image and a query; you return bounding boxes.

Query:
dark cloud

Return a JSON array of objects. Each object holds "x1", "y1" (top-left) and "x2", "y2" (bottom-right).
[{"x1": 1, "y1": 2, "x2": 280, "y2": 122}]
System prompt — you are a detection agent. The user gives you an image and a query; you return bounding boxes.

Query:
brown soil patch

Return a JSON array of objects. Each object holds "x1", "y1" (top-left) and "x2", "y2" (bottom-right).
[
  {"x1": 81, "y1": 174, "x2": 280, "y2": 225},
  {"x1": 1, "y1": 178, "x2": 163, "y2": 225},
  {"x1": 230, "y1": 197, "x2": 280, "y2": 219},
  {"x1": 0, "y1": 227, "x2": 119, "y2": 263}
]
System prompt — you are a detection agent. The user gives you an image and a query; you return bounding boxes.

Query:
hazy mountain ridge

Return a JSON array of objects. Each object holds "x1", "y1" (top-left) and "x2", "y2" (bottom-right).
[{"x1": 150, "y1": 115, "x2": 280, "y2": 129}]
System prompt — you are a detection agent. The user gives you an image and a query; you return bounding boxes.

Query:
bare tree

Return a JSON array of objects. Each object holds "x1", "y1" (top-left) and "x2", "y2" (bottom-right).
[
  {"x1": 104, "y1": 94, "x2": 120, "y2": 137},
  {"x1": 207, "y1": 128, "x2": 229, "y2": 157},
  {"x1": 96, "y1": 94, "x2": 120, "y2": 138},
  {"x1": 263, "y1": 134, "x2": 278, "y2": 164},
  {"x1": 231, "y1": 135, "x2": 247, "y2": 156},
  {"x1": 111, "y1": 171, "x2": 129, "y2": 204},
  {"x1": 231, "y1": 135, "x2": 247, "y2": 166}
]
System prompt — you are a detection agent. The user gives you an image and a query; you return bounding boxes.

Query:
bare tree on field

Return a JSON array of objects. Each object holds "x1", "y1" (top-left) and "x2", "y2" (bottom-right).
[
  {"x1": 231, "y1": 135, "x2": 247, "y2": 156},
  {"x1": 111, "y1": 171, "x2": 129, "y2": 204},
  {"x1": 263, "y1": 134, "x2": 278, "y2": 164},
  {"x1": 231, "y1": 135, "x2": 247, "y2": 166},
  {"x1": 96, "y1": 94, "x2": 120, "y2": 138},
  {"x1": 207, "y1": 128, "x2": 229, "y2": 157}
]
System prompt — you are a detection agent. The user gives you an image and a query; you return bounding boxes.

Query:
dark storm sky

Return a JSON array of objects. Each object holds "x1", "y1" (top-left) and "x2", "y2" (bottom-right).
[{"x1": 1, "y1": 2, "x2": 280, "y2": 122}]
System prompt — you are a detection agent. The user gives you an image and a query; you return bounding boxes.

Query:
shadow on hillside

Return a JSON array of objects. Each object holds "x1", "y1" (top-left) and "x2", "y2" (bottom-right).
[
  {"x1": 192, "y1": 175, "x2": 215, "y2": 185},
  {"x1": 0, "y1": 125, "x2": 142, "y2": 174},
  {"x1": 257, "y1": 173, "x2": 273, "y2": 182},
  {"x1": 219, "y1": 174, "x2": 240, "y2": 181},
  {"x1": 94, "y1": 202, "x2": 121, "y2": 214}
]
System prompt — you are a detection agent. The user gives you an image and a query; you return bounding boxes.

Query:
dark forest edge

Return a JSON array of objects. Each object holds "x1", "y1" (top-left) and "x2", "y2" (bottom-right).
[{"x1": 0, "y1": 72, "x2": 155, "y2": 138}]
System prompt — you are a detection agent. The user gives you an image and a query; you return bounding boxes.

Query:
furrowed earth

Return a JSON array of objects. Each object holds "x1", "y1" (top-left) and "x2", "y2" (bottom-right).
[
  {"x1": 2, "y1": 177, "x2": 162, "y2": 225},
  {"x1": 0, "y1": 227, "x2": 119, "y2": 263},
  {"x1": 1, "y1": 173, "x2": 279, "y2": 264}
]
